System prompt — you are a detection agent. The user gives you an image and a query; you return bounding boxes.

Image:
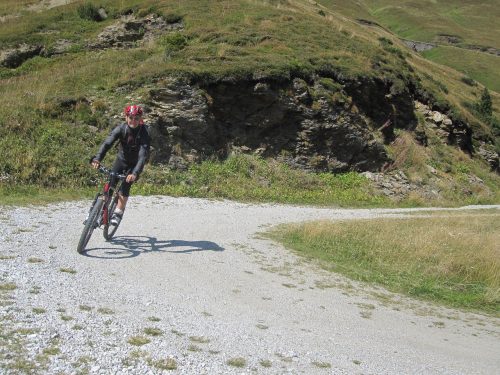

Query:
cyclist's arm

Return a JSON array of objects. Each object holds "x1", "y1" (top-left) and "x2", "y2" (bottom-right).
[
  {"x1": 94, "y1": 125, "x2": 122, "y2": 162},
  {"x1": 131, "y1": 133, "x2": 150, "y2": 177}
]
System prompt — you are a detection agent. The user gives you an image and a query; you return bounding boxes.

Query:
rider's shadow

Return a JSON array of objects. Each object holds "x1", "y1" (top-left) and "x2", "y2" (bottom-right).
[{"x1": 83, "y1": 236, "x2": 224, "y2": 259}]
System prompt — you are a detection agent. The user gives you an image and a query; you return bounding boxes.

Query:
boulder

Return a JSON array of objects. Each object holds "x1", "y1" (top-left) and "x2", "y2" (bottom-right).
[
  {"x1": 0, "y1": 44, "x2": 43, "y2": 68},
  {"x1": 477, "y1": 145, "x2": 499, "y2": 172},
  {"x1": 97, "y1": 8, "x2": 108, "y2": 20},
  {"x1": 89, "y1": 14, "x2": 183, "y2": 49},
  {"x1": 432, "y1": 111, "x2": 444, "y2": 124},
  {"x1": 442, "y1": 118, "x2": 452, "y2": 126}
]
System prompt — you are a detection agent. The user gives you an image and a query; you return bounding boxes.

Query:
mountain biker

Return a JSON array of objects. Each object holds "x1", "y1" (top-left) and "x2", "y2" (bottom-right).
[{"x1": 91, "y1": 105, "x2": 151, "y2": 226}]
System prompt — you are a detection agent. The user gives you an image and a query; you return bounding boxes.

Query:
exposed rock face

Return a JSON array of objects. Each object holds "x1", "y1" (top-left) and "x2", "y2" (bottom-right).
[
  {"x1": 362, "y1": 170, "x2": 440, "y2": 200},
  {"x1": 477, "y1": 144, "x2": 500, "y2": 172},
  {"x1": 88, "y1": 14, "x2": 183, "y2": 49},
  {"x1": 0, "y1": 44, "x2": 43, "y2": 68},
  {"x1": 414, "y1": 101, "x2": 472, "y2": 152},
  {"x1": 144, "y1": 78, "x2": 390, "y2": 173},
  {"x1": 402, "y1": 40, "x2": 436, "y2": 52},
  {"x1": 43, "y1": 39, "x2": 75, "y2": 56}
]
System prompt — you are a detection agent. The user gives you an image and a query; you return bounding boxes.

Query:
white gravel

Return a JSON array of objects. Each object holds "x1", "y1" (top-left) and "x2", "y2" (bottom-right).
[{"x1": 0, "y1": 197, "x2": 499, "y2": 374}]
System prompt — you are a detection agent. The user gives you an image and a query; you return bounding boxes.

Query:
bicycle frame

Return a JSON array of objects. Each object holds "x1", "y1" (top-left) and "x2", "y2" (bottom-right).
[{"x1": 77, "y1": 166, "x2": 128, "y2": 253}]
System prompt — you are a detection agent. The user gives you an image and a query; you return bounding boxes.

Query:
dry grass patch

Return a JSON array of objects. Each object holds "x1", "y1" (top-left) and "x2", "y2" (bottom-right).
[
  {"x1": 268, "y1": 213, "x2": 500, "y2": 315},
  {"x1": 97, "y1": 307, "x2": 114, "y2": 315},
  {"x1": 127, "y1": 336, "x2": 151, "y2": 346},
  {"x1": 150, "y1": 357, "x2": 177, "y2": 370},
  {"x1": 0, "y1": 282, "x2": 17, "y2": 291},
  {"x1": 0, "y1": 254, "x2": 16, "y2": 260},
  {"x1": 143, "y1": 327, "x2": 163, "y2": 337},
  {"x1": 79, "y1": 304, "x2": 92, "y2": 311},
  {"x1": 227, "y1": 357, "x2": 246, "y2": 368},
  {"x1": 312, "y1": 361, "x2": 332, "y2": 368},
  {"x1": 189, "y1": 336, "x2": 210, "y2": 343},
  {"x1": 27, "y1": 257, "x2": 44, "y2": 263},
  {"x1": 59, "y1": 268, "x2": 77, "y2": 274}
]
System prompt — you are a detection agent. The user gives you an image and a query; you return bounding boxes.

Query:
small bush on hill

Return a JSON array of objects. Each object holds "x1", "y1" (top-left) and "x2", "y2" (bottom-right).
[
  {"x1": 165, "y1": 13, "x2": 183, "y2": 24},
  {"x1": 161, "y1": 33, "x2": 188, "y2": 60},
  {"x1": 460, "y1": 75, "x2": 477, "y2": 87},
  {"x1": 77, "y1": 3, "x2": 104, "y2": 22}
]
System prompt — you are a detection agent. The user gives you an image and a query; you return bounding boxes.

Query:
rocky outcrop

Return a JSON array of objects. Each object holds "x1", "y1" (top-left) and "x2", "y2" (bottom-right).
[
  {"x1": 144, "y1": 78, "x2": 390, "y2": 173},
  {"x1": 0, "y1": 44, "x2": 43, "y2": 68},
  {"x1": 414, "y1": 101, "x2": 471, "y2": 151},
  {"x1": 0, "y1": 14, "x2": 182, "y2": 67},
  {"x1": 477, "y1": 143, "x2": 500, "y2": 172},
  {"x1": 43, "y1": 39, "x2": 75, "y2": 56},
  {"x1": 88, "y1": 14, "x2": 183, "y2": 49},
  {"x1": 362, "y1": 171, "x2": 440, "y2": 201},
  {"x1": 402, "y1": 40, "x2": 436, "y2": 52}
]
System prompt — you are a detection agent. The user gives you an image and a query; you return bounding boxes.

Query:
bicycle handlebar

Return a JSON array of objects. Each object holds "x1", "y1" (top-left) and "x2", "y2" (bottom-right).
[{"x1": 97, "y1": 165, "x2": 127, "y2": 180}]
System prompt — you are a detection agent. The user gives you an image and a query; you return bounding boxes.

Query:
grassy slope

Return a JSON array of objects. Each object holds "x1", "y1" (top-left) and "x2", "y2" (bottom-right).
[
  {"x1": 422, "y1": 46, "x2": 500, "y2": 93},
  {"x1": 0, "y1": 0, "x2": 498, "y2": 205},
  {"x1": 267, "y1": 212, "x2": 500, "y2": 315},
  {"x1": 363, "y1": 0, "x2": 500, "y2": 48},
  {"x1": 318, "y1": 0, "x2": 500, "y2": 94}
]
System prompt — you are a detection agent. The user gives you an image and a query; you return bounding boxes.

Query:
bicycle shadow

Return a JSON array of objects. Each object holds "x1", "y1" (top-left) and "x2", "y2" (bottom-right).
[{"x1": 83, "y1": 236, "x2": 224, "y2": 259}]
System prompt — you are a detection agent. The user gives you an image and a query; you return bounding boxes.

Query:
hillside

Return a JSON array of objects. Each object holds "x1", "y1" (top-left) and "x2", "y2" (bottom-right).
[{"x1": 0, "y1": 0, "x2": 499, "y2": 206}]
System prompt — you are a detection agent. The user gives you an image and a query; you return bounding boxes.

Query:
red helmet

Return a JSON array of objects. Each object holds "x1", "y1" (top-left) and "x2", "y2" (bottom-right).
[{"x1": 124, "y1": 105, "x2": 143, "y2": 117}]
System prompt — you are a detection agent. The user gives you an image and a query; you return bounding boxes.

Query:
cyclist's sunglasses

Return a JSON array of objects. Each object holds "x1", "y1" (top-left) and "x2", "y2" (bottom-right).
[{"x1": 128, "y1": 115, "x2": 142, "y2": 120}]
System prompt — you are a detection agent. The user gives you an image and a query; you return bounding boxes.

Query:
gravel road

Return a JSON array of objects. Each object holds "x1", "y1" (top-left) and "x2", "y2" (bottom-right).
[{"x1": 1, "y1": 197, "x2": 499, "y2": 374}]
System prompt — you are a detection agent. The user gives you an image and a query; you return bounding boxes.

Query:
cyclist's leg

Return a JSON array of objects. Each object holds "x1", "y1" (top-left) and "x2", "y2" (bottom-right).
[
  {"x1": 117, "y1": 178, "x2": 132, "y2": 211},
  {"x1": 110, "y1": 160, "x2": 133, "y2": 225}
]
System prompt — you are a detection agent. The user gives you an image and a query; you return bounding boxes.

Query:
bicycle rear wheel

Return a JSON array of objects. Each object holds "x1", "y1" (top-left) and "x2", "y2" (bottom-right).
[
  {"x1": 77, "y1": 198, "x2": 104, "y2": 254},
  {"x1": 103, "y1": 194, "x2": 120, "y2": 241}
]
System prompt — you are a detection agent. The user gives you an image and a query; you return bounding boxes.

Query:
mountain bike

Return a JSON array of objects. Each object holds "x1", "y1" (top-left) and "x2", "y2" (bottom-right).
[{"x1": 77, "y1": 165, "x2": 127, "y2": 254}]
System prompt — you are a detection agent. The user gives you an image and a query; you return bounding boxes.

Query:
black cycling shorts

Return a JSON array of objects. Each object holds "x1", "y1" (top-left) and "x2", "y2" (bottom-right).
[{"x1": 111, "y1": 158, "x2": 134, "y2": 197}]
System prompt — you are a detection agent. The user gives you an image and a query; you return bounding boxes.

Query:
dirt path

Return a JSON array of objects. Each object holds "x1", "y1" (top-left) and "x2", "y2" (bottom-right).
[{"x1": 1, "y1": 197, "x2": 499, "y2": 374}]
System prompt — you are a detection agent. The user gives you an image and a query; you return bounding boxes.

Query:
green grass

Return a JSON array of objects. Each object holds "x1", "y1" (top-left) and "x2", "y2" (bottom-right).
[
  {"x1": 361, "y1": 0, "x2": 500, "y2": 49},
  {"x1": 267, "y1": 213, "x2": 500, "y2": 315},
  {"x1": 0, "y1": 155, "x2": 389, "y2": 207},
  {"x1": 0, "y1": 0, "x2": 38, "y2": 16},
  {"x1": 137, "y1": 155, "x2": 388, "y2": 207},
  {"x1": 2, "y1": 150, "x2": 498, "y2": 208},
  {"x1": 0, "y1": 185, "x2": 91, "y2": 206},
  {"x1": 422, "y1": 46, "x2": 500, "y2": 93}
]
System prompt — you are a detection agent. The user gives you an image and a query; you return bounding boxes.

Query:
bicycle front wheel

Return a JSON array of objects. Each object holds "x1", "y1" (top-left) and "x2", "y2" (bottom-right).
[
  {"x1": 103, "y1": 194, "x2": 120, "y2": 241},
  {"x1": 77, "y1": 198, "x2": 104, "y2": 254}
]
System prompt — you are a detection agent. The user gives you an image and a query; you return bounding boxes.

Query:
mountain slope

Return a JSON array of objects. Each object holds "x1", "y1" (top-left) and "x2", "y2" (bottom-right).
[{"x1": 0, "y1": 0, "x2": 498, "y2": 205}]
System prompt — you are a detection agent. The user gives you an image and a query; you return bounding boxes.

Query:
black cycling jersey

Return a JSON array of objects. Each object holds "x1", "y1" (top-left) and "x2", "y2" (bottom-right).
[{"x1": 94, "y1": 123, "x2": 151, "y2": 177}]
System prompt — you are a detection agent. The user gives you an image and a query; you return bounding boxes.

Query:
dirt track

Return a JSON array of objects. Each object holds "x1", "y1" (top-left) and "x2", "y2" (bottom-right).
[{"x1": 1, "y1": 197, "x2": 499, "y2": 374}]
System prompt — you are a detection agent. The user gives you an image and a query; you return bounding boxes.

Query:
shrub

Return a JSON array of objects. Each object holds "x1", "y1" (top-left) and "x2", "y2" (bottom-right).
[
  {"x1": 165, "y1": 13, "x2": 183, "y2": 24},
  {"x1": 476, "y1": 87, "x2": 492, "y2": 118},
  {"x1": 460, "y1": 76, "x2": 477, "y2": 87},
  {"x1": 161, "y1": 33, "x2": 188, "y2": 59},
  {"x1": 77, "y1": 3, "x2": 104, "y2": 22},
  {"x1": 378, "y1": 37, "x2": 393, "y2": 46}
]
